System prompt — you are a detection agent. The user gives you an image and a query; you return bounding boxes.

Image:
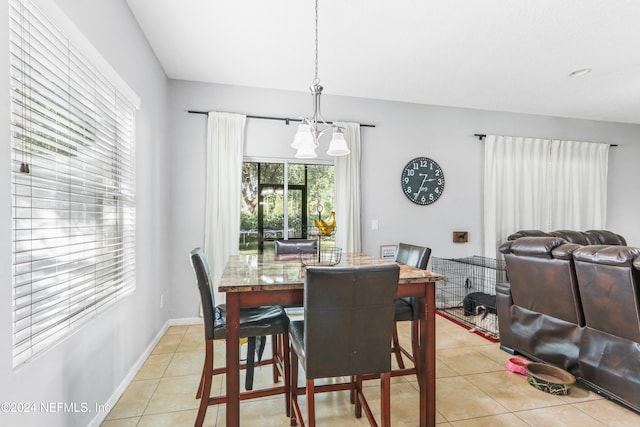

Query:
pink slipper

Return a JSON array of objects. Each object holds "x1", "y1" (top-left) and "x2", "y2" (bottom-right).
[{"x1": 506, "y1": 357, "x2": 530, "y2": 375}]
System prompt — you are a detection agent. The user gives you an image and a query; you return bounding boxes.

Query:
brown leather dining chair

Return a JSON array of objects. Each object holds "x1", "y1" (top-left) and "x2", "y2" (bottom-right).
[
  {"x1": 392, "y1": 243, "x2": 431, "y2": 375},
  {"x1": 274, "y1": 239, "x2": 317, "y2": 259},
  {"x1": 273, "y1": 238, "x2": 317, "y2": 371},
  {"x1": 189, "y1": 248, "x2": 291, "y2": 426},
  {"x1": 289, "y1": 264, "x2": 400, "y2": 427}
]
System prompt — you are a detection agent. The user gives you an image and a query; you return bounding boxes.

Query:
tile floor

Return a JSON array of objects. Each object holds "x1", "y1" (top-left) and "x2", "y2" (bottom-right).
[{"x1": 101, "y1": 315, "x2": 639, "y2": 426}]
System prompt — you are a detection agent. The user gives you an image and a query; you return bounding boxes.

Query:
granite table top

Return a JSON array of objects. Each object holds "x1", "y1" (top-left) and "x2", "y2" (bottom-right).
[{"x1": 218, "y1": 252, "x2": 444, "y2": 292}]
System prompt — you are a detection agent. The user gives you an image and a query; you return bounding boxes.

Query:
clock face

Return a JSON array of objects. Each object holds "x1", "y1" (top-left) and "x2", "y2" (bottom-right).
[{"x1": 400, "y1": 157, "x2": 445, "y2": 205}]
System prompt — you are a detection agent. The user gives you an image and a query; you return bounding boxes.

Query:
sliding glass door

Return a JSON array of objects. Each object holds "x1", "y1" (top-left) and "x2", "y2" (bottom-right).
[{"x1": 240, "y1": 161, "x2": 334, "y2": 254}]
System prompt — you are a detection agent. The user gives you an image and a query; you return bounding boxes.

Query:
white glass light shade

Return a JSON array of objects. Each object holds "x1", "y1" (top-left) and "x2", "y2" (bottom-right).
[
  {"x1": 295, "y1": 142, "x2": 318, "y2": 159},
  {"x1": 326, "y1": 130, "x2": 350, "y2": 156},
  {"x1": 291, "y1": 124, "x2": 313, "y2": 149}
]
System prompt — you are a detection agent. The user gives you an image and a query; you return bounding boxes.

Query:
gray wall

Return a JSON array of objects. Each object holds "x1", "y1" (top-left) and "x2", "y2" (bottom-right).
[
  {"x1": 1, "y1": 1, "x2": 639, "y2": 426},
  {"x1": 0, "y1": 1, "x2": 170, "y2": 426},
  {"x1": 167, "y1": 79, "x2": 640, "y2": 318}
]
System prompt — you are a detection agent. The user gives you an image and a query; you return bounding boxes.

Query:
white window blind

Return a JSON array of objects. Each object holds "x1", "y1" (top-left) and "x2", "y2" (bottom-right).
[{"x1": 9, "y1": 0, "x2": 137, "y2": 366}]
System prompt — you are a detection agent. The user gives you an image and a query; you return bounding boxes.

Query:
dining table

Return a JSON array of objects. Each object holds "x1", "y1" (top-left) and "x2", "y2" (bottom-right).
[{"x1": 218, "y1": 252, "x2": 444, "y2": 427}]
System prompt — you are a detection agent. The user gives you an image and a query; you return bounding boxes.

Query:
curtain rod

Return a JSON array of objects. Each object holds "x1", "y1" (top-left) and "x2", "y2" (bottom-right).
[
  {"x1": 187, "y1": 110, "x2": 375, "y2": 128},
  {"x1": 474, "y1": 133, "x2": 618, "y2": 147}
]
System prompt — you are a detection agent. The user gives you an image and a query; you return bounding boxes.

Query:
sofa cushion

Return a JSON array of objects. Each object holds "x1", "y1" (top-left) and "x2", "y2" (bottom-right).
[
  {"x1": 586, "y1": 230, "x2": 627, "y2": 246},
  {"x1": 573, "y1": 245, "x2": 640, "y2": 266},
  {"x1": 502, "y1": 236, "x2": 567, "y2": 258},
  {"x1": 573, "y1": 245, "x2": 640, "y2": 342}
]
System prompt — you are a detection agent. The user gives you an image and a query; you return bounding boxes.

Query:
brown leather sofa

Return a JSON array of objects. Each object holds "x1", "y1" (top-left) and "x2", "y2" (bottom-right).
[
  {"x1": 497, "y1": 231, "x2": 639, "y2": 412},
  {"x1": 507, "y1": 229, "x2": 627, "y2": 246}
]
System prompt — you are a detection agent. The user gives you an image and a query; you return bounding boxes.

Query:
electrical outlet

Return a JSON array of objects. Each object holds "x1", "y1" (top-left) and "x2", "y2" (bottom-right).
[{"x1": 160, "y1": 294, "x2": 164, "y2": 309}]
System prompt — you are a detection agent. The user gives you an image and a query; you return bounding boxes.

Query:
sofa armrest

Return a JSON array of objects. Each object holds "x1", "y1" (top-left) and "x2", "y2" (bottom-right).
[
  {"x1": 498, "y1": 240, "x2": 513, "y2": 255},
  {"x1": 496, "y1": 281, "x2": 511, "y2": 297},
  {"x1": 495, "y1": 281, "x2": 515, "y2": 351}
]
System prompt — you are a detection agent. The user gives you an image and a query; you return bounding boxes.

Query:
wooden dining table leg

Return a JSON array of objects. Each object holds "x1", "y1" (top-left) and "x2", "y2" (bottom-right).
[
  {"x1": 418, "y1": 283, "x2": 436, "y2": 427},
  {"x1": 225, "y1": 293, "x2": 241, "y2": 427}
]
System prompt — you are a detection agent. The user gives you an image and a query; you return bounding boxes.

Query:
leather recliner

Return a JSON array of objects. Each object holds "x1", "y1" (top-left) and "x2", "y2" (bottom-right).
[
  {"x1": 497, "y1": 237, "x2": 584, "y2": 374},
  {"x1": 573, "y1": 245, "x2": 640, "y2": 412}
]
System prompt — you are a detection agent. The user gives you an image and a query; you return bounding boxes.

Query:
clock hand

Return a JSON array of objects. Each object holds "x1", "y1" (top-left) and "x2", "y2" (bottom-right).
[
  {"x1": 418, "y1": 173, "x2": 436, "y2": 182},
  {"x1": 417, "y1": 174, "x2": 429, "y2": 194}
]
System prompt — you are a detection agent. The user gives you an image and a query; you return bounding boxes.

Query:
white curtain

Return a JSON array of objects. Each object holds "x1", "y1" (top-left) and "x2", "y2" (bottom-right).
[
  {"x1": 549, "y1": 140, "x2": 609, "y2": 230},
  {"x1": 204, "y1": 112, "x2": 246, "y2": 304},
  {"x1": 334, "y1": 122, "x2": 362, "y2": 252},
  {"x1": 483, "y1": 134, "x2": 609, "y2": 258}
]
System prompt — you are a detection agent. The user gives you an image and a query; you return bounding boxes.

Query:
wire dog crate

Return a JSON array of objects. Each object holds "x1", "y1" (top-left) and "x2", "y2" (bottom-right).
[{"x1": 431, "y1": 256, "x2": 507, "y2": 340}]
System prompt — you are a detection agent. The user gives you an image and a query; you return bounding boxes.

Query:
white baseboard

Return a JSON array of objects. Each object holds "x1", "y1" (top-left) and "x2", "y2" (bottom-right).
[
  {"x1": 87, "y1": 317, "x2": 203, "y2": 427},
  {"x1": 169, "y1": 317, "x2": 203, "y2": 326}
]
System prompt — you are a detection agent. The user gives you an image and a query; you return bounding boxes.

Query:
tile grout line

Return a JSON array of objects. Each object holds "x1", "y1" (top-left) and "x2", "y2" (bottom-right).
[{"x1": 136, "y1": 327, "x2": 188, "y2": 424}]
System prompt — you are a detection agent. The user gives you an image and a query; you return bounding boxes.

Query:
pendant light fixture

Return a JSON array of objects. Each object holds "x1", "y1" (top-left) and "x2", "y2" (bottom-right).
[{"x1": 291, "y1": 0, "x2": 350, "y2": 159}]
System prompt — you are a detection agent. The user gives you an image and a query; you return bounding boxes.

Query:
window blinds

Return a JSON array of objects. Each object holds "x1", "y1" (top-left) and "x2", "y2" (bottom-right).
[{"x1": 9, "y1": 0, "x2": 137, "y2": 366}]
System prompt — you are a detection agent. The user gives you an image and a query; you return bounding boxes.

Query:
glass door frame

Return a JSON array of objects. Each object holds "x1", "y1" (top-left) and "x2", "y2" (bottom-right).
[
  {"x1": 257, "y1": 183, "x2": 307, "y2": 251},
  {"x1": 246, "y1": 157, "x2": 333, "y2": 253}
]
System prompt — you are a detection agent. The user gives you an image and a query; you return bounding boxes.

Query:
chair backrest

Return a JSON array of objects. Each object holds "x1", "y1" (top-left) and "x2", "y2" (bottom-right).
[
  {"x1": 303, "y1": 264, "x2": 399, "y2": 378},
  {"x1": 499, "y1": 237, "x2": 584, "y2": 325},
  {"x1": 274, "y1": 239, "x2": 317, "y2": 259},
  {"x1": 190, "y1": 248, "x2": 217, "y2": 340},
  {"x1": 395, "y1": 243, "x2": 431, "y2": 269},
  {"x1": 574, "y1": 245, "x2": 640, "y2": 342}
]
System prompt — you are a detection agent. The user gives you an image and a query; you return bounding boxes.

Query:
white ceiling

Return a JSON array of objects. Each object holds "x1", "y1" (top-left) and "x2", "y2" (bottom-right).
[{"x1": 126, "y1": 0, "x2": 640, "y2": 124}]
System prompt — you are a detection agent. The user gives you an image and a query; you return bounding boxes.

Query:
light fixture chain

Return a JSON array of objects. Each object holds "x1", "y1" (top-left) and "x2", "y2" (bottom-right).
[{"x1": 314, "y1": 0, "x2": 319, "y2": 84}]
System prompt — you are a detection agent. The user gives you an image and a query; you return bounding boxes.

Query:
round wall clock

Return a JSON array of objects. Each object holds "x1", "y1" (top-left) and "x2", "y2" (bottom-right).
[{"x1": 400, "y1": 157, "x2": 445, "y2": 205}]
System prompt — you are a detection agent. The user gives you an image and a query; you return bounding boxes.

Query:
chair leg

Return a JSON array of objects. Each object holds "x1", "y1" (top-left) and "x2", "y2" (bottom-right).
[
  {"x1": 195, "y1": 340, "x2": 214, "y2": 427},
  {"x1": 391, "y1": 323, "x2": 406, "y2": 369},
  {"x1": 306, "y1": 379, "x2": 316, "y2": 427},
  {"x1": 283, "y1": 333, "x2": 291, "y2": 418},
  {"x1": 272, "y1": 334, "x2": 280, "y2": 383},
  {"x1": 381, "y1": 372, "x2": 391, "y2": 427},
  {"x1": 257, "y1": 335, "x2": 267, "y2": 361},
  {"x1": 350, "y1": 375, "x2": 355, "y2": 404},
  {"x1": 245, "y1": 336, "x2": 256, "y2": 391},
  {"x1": 196, "y1": 362, "x2": 205, "y2": 399},
  {"x1": 354, "y1": 375, "x2": 363, "y2": 418},
  {"x1": 290, "y1": 348, "x2": 300, "y2": 427}
]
